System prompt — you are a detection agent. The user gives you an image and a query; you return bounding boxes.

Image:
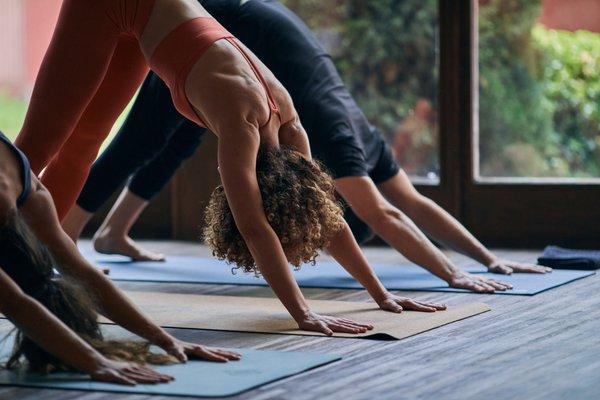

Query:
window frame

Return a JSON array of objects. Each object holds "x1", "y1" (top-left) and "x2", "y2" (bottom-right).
[{"x1": 459, "y1": 0, "x2": 600, "y2": 247}]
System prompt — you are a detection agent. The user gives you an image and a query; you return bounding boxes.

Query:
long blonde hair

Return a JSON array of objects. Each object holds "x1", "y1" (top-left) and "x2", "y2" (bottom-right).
[{"x1": 0, "y1": 211, "x2": 177, "y2": 373}]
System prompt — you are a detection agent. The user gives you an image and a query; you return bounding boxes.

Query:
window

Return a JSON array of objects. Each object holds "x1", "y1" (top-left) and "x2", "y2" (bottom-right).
[
  {"x1": 477, "y1": 0, "x2": 600, "y2": 181},
  {"x1": 461, "y1": 0, "x2": 600, "y2": 247}
]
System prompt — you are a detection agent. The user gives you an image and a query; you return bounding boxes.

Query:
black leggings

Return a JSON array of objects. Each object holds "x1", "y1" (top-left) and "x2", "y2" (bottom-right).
[{"x1": 76, "y1": 73, "x2": 205, "y2": 212}]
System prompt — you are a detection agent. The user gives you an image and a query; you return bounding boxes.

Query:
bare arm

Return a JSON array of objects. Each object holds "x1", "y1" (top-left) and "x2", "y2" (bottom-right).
[
  {"x1": 19, "y1": 183, "x2": 240, "y2": 362},
  {"x1": 218, "y1": 120, "x2": 371, "y2": 335},
  {"x1": 279, "y1": 121, "x2": 445, "y2": 310},
  {"x1": 336, "y1": 177, "x2": 458, "y2": 280},
  {"x1": 379, "y1": 171, "x2": 551, "y2": 274},
  {"x1": 336, "y1": 176, "x2": 513, "y2": 293},
  {"x1": 0, "y1": 269, "x2": 171, "y2": 385},
  {"x1": 326, "y1": 223, "x2": 446, "y2": 312}
]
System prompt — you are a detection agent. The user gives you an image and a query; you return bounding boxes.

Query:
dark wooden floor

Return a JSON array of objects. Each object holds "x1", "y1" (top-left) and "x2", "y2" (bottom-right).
[{"x1": 1, "y1": 241, "x2": 599, "y2": 400}]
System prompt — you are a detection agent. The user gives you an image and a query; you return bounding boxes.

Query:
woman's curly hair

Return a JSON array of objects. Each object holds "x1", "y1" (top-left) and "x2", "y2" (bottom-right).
[{"x1": 203, "y1": 147, "x2": 344, "y2": 274}]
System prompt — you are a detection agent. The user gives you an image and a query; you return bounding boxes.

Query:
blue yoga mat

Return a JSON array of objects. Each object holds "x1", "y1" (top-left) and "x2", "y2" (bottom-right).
[
  {"x1": 85, "y1": 252, "x2": 595, "y2": 296},
  {"x1": 0, "y1": 344, "x2": 339, "y2": 397}
]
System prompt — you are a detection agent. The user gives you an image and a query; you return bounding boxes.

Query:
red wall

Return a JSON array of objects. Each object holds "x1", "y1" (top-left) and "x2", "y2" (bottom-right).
[
  {"x1": 0, "y1": 0, "x2": 23, "y2": 93},
  {"x1": 539, "y1": 0, "x2": 600, "y2": 33},
  {"x1": 23, "y1": 0, "x2": 62, "y2": 94}
]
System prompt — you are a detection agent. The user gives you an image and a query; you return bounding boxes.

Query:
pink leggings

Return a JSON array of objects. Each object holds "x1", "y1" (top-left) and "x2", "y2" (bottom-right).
[
  {"x1": 16, "y1": 0, "x2": 278, "y2": 219},
  {"x1": 16, "y1": 0, "x2": 154, "y2": 218}
]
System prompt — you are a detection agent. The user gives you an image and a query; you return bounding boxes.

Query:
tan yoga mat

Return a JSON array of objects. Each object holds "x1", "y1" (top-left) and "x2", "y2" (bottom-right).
[{"x1": 106, "y1": 292, "x2": 490, "y2": 340}]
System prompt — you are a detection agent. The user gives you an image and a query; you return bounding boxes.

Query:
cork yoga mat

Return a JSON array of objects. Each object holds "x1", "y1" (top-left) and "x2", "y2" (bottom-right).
[{"x1": 108, "y1": 292, "x2": 491, "y2": 340}]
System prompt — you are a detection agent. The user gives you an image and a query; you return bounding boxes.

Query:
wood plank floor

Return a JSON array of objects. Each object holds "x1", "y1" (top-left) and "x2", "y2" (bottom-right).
[{"x1": 1, "y1": 241, "x2": 598, "y2": 400}]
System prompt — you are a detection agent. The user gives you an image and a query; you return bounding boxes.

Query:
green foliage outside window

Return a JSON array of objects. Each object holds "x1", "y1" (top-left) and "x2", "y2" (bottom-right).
[
  {"x1": 284, "y1": 0, "x2": 600, "y2": 178},
  {"x1": 0, "y1": 92, "x2": 27, "y2": 141}
]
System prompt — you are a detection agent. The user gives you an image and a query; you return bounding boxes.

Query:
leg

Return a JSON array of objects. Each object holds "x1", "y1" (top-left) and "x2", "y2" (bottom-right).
[
  {"x1": 62, "y1": 73, "x2": 184, "y2": 241},
  {"x1": 93, "y1": 121, "x2": 205, "y2": 261},
  {"x1": 16, "y1": 0, "x2": 125, "y2": 172},
  {"x1": 92, "y1": 188, "x2": 165, "y2": 261},
  {"x1": 378, "y1": 171, "x2": 551, "y2": 274},
  {"x1": 128, "y1": 121, "x2": 204, "y2": 200},
  {"x1": 41, "y1": 36, "x2": 149, "y2": 220}
]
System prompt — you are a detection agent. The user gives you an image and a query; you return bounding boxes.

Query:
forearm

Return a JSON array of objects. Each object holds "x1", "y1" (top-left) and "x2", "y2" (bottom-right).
[
  {"x1": 2, "y1": 295, "x2": 104, "y2": 373},
  {"x1": 242, "y1": 226, "x2": 310, "y2": 321},
  {"x1": 406, "y1": 197, "x2": 497, "y2": 266},
  {"x1": 49, "y1": 235, "x2": 172, "y2": 346},
  {"x1": 326, "y1": 224, "x2": 388, "y2": 301},
  {"x1": 369, "y1": 211, "x2": 459, "y2": 281},
  {"x1": 20, "y1": 187, "x2": 173, "y2": 346}
]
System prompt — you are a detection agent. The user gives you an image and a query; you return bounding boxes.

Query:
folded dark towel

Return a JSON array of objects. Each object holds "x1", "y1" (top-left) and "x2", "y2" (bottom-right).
[{"x1": 538, "y1": 246, "x2": 600, "y2": 270}]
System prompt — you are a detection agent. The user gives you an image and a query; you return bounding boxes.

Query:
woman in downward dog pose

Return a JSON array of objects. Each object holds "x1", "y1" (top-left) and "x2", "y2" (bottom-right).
[
  {"x1": 0, "y1": 130, "x2": 240, "y2": 384},
  {"x1": 64, "y1": 0, "x2": 549, "y2": 294},
  {"x1": 16, "y1": 0, "x2": 443, "y2": 335}
]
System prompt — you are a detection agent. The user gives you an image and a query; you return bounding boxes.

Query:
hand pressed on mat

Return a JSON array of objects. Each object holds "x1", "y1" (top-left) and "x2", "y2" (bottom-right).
[
  {"x1": 376, "y1": 292, "x2": 447, "y2": 313},
  {"x1": 448, "y1": 271, "x2": 513, "y2": 293},
  {"x1": 159, "y1": 338, "x2": 241, "y2": 363},
  {"x1": 488, "y1": 258, "x2": 553, "y2": 275},
  {"x1": 296, "y1": 310, "x2": 374, "y2": 336},
  {"x1": 88, "y1": 359, "x2": 173, "y2": 386}
]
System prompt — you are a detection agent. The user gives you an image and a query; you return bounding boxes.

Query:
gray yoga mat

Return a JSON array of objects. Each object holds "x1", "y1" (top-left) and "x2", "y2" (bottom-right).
[
  {"x1": 84, "y1": 252, "x2": 595, "y2": 296},
  {"x1": 0, "y1": 340, "x2": 339, "y2": 397}
]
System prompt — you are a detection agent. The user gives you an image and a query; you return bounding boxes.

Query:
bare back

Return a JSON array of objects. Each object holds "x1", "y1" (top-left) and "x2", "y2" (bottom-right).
[{"x1": 141, "y1": 0, "x2": 302, "y2": 150}]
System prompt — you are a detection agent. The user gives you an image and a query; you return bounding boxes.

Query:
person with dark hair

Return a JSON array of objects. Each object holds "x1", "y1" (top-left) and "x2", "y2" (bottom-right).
[
  {"x1": 0, "y1": 130, "x2": 240, "y2": 384},
  {"x1": 64, "y1": 0, "x2": 549, "y2": 295}
]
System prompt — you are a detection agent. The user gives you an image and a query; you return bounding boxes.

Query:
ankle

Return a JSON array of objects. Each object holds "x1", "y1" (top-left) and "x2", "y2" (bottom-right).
[{"x1": 94, "y1": 227, "x2": 125, "y2": 242}]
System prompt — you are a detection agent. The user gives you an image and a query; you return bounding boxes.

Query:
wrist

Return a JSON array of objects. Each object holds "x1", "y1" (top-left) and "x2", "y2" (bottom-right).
[
  {"x1": 370, "y1": 288, "x2": 391, "y2": 304},
  {"x1": 444, "y1": 267, "x2": 466, "y2": 284},
  {"x1": 148, "y1": 328, "x2": 176, "y2": 348},
  {"x1": 440, "y1": 262, "x2": 463, "y2": 283},
  {"x1": 479, "y1": 250, "x2": 499, "y2": 267},
  {"x1": 291, "y1": 307, "x2": 312, "y2": 322},
  {"x1": 78, "y1": 350, "x2": 109, "y2": 374}
]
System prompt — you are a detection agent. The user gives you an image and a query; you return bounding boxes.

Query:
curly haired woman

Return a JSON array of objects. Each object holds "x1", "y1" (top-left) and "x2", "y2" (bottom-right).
[
  {"x1": 15, "y1": 0, "x2": 445, "y2": 335},
  {"x1": 64, "y1": 0, "x2": 548, "y2": 297},
  {"x1": 0, "y1": 130, "x2": 240, "y2": 384}
]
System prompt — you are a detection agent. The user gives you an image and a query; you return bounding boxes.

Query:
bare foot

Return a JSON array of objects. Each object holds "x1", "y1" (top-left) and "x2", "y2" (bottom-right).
[{"x1": 93, "y1": 230, "x2": 166, "y2": 262}]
